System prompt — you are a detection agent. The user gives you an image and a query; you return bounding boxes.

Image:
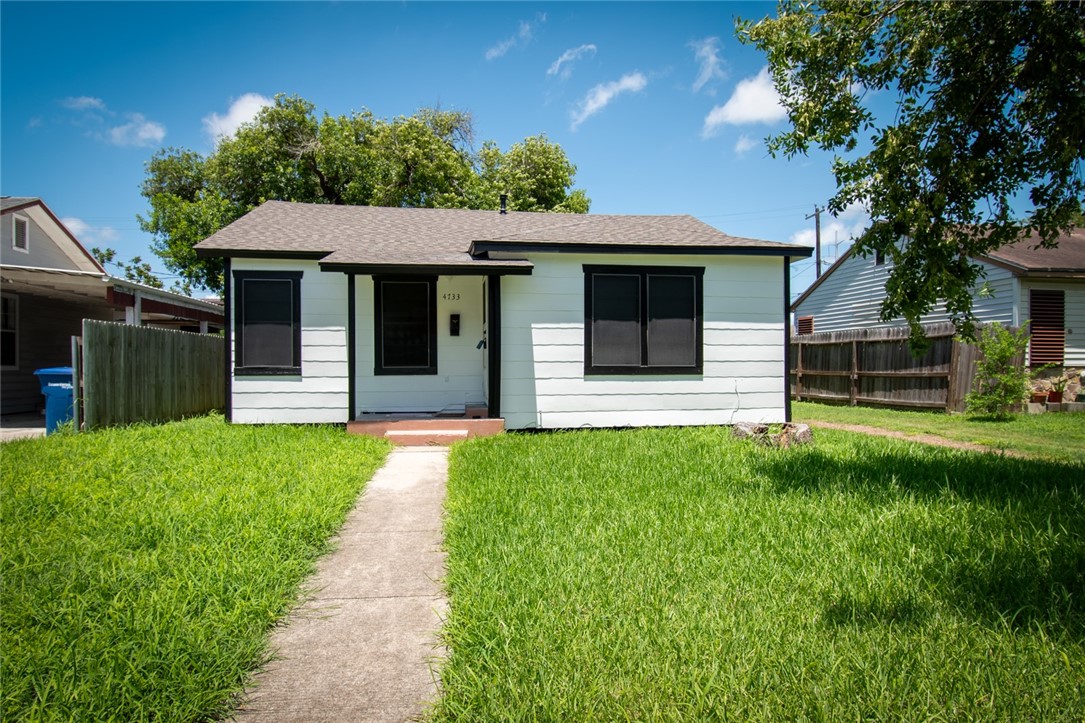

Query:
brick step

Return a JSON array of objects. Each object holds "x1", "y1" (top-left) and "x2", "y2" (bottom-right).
[
  {"x1": 384, "y1": 429, "x2": 469, "y2": 446},
  {"x1": 348, "y1": 416, "x2": 504, "y2": 443}
]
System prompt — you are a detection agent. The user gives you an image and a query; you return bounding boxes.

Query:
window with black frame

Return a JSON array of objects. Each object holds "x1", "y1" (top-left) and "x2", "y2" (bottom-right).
[
  {"x1": 233, "y1": 271, "x2": 302, "y2": 375},
  {"x1": 374, "y1": 276, "x2": 437, "y2": 375},
  {"x1": 584, "y1": 265, "x2": 704, "y2": 375}
]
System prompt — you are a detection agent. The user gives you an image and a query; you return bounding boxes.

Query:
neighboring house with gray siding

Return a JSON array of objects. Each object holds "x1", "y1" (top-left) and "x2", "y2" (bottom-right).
[
  {"x1": 1, "y1": 197, "x2": 224, "y2": 415},
  {"x1": 791, "y1": 228, "x2": 1085, "y2": 367},
  {"x1": 194, "y1": 200, "x2": 812, "y2": 429}
]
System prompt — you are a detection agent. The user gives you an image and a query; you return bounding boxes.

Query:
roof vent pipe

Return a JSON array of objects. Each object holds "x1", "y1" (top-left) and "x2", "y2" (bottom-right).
[{"x1": 499, "y1": 193, "x2": 508, "y2": 215}]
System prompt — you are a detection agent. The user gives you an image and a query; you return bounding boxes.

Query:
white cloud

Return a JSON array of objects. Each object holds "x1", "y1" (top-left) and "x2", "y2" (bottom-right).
[
  {"x1": 107, "y1": 113, "x2": 166, "y2": 147},
  {"x1": 702, "y1": 66, "x2": 786, "y2": 137},
  {"x1": 486, "y1": 13, "x2": 546, "y2": 60},
  {"x1": 58, "y1": 96, "x2": 166, "y2": 148},
  {"x1": 689, "y1": 37, "x2": 726, "y2": 93},
  {"x1": 570, "y1": 71, "x2": 647, "y2": 130},
  {"x1": 734, "y1": 134, "x2": 759, "y2": 156},
  {"x1": 61, "y1": 216, "x2": 120, "y2": 245},
  {"x1": 789, "y1": 202, "x2": 870, "y2": 250},
  {"x1": 203, "y1": 93, "x2": 273, "y2": 145},
  {"x1": 61, "y1": 96, "x2": 107, "y2": 111},
  {"x1": 547, "y1": 44, "x2": 597, "y2": 79}
]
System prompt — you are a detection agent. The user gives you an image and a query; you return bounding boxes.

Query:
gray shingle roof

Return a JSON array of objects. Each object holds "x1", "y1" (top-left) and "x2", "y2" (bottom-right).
[
  {"x1": 1, "y1": 197, "x2": 40, "y2": 213},
  {"x1": 982, "y1": 227, "x2": 1085, "y2": 273},
  {"x1": 195, "y1": 201, "x2": 809, "y2": 268}
]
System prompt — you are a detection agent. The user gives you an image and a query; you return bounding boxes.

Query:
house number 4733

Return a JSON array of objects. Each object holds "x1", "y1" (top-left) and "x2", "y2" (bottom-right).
[{"x1": 442, "y1": 293, "x2": 461, "y2": 301}]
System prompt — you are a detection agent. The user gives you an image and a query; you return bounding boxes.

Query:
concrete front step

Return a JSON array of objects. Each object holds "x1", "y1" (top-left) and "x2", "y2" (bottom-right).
[{"x1": 348, "y1": 416, "x2": 504, "y2": 445}]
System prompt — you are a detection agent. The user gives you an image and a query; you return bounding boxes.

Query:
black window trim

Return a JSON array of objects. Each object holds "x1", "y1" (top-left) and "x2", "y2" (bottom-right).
[
  {"x1": 374, "y1": 275, "x2": 438, "y2": 376},
  {"x1": 232, "y1": 270, "x2": 303, "y2": 376},
  {"x1": 583, "y1": 264, "x2": 704, "y2": 376}
]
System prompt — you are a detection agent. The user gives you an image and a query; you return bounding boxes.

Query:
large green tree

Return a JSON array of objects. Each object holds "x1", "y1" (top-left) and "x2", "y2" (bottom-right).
[
  {"x1": 739, "y1": 1, "x2": 1085, "y2": 344},
  {"x1": 140, "y1": 95, "x2": 590, "y2": 293}
]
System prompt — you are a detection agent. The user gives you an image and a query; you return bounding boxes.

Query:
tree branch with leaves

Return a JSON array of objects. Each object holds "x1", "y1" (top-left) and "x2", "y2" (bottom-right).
[
  {"x1": 739, "y1": 0, "x2": 1085, "y2": 347},
  {"x1": 140, "y1": 94, "x2": 591, "y2": 295}
]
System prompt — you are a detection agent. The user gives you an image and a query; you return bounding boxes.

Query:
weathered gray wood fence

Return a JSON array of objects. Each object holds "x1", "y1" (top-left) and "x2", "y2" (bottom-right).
[
  {"x1": 790, "y1": 322, "x2": 992, "y2": 412},
  {"x1": 75, "y1": 320, "x2": 224, "y2": 430}
]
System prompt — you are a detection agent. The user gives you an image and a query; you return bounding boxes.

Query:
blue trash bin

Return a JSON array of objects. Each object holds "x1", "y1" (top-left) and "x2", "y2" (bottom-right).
[{"x1": 33, "y1": 367, "x2": 74, "y2": 434}]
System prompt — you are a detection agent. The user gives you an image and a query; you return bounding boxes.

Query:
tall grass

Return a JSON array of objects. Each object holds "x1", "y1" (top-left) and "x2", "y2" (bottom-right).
[
  {"x1": 437, "y1": 427, "x2": 1084, "y2": 720},
  {"x1": 1, "y1": 415, "x2": 390, "y2": 721}
]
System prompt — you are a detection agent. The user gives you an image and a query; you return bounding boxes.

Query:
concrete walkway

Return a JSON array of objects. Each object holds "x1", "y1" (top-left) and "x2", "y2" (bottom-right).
[
  {"x1": 233, "y1": 447, "x2": 449, "y2": 722},
  {"x1": 0, "y1": 412, "x2": 46, "y2": 442}
]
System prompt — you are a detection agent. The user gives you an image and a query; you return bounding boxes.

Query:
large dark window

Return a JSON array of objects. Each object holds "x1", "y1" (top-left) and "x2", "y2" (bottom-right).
[
  {"x1": 233, "y1": 271, "x2": 302, "y2": 375},
  {"x1": 584, "y1": 265, "x2": 704, "y2": 375},
  {"x1": 375, "y1": 276, "x2": 437, "y2": 375}
]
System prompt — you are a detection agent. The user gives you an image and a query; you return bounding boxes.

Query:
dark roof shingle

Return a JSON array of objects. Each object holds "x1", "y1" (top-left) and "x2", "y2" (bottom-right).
[{"x1": 195, "y1": 200, "x2": 808, "y2": 266}]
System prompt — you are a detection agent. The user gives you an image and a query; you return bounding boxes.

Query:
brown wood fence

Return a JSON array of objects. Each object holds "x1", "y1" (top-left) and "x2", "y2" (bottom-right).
[
  {"x1": 75, "y1": 320, "x2": 224, "y2": 430},
  {"x1": 790, "y1": 322, "x2": 1004, "y2": 412}
]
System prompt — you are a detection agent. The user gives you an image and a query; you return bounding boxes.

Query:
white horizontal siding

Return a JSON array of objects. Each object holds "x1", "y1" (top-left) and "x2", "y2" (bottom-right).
[
  {"x1": 354, "y1": 274, "x2": 486, "y2": 414},
  {"x1": 230, "y1": 259, "x2": 350, "y2": 424},
  {"x1": 499, "y1": 253, "x2": 788, "y2": 430}
]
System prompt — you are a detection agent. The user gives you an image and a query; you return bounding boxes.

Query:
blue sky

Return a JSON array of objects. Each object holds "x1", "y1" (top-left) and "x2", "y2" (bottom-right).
[{"x1": 1, "y1": 1, "x2": 869, "y2": 297}]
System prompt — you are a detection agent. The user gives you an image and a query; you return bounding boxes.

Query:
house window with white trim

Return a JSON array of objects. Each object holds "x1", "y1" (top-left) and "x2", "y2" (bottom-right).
[
  {"x1": 584, "y1": 265, "x2": 704, "y2": 375},
  {"x1": 1, "y1": 294, "x2": 18, "y2": 369},
  {"x1": 12, "y1": 216, "x2": 29, "y2": 253},
  {"x1": 232, "y1": 271, "x2": 303, "y2": 375}
]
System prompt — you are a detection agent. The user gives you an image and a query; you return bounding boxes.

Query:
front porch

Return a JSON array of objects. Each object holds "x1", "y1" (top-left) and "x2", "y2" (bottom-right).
[{"x1": 347, "y1": 412, "x2": 504, "y2": 446}]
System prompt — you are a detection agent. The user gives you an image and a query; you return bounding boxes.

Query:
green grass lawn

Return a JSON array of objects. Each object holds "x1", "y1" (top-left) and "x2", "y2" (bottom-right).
[
  {"x1": 437, "y1": 427, "x2": 1084, "y2": 720},
  {"x1": 794, "y1": 400, "x2": 1085, "y2": 463},
  {"x1": 1, "y1": 415, "x2": 390, "y2": 722}
]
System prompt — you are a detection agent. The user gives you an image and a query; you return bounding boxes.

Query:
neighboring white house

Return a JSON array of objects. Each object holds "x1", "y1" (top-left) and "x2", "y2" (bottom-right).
[
  {"x1": 791, "y1": 228, "x2": 1085, "y2": 367},
  {"x1": 1, "y1": 196, "x2": 224, "y2": 415},
  {"x1": 193, "y1": 200, "x2": 812, "y2": 429}
]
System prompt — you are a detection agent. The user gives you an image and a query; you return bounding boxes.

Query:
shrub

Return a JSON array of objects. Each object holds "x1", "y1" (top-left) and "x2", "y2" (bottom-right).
[{"x1": 965, "y1": 322, "x2": 1030, "y2": 418}]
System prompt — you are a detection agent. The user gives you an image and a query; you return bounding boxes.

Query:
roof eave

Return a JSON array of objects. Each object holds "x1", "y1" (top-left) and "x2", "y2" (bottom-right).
[
  {"x1": 195, "y1": 247, "x2": 330, "y2": 260},
  {"x1": 318, "y1": 260, "x2": 534, "y2": 276},
  {"x1": 790, "y1": 247, "x2": 855, "y2": 312},
  {"x1": 470, "y1": 240, "x2": 812, "y2": 258}
]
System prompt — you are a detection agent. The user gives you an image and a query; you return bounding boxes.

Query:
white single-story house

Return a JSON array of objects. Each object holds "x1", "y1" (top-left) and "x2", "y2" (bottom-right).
[
  {"x1": 791, "y1": 228, "x2": 1085, "y2": 367},
  {"x1": 193, "y1": 200, "x2": 812, "y2": 430}
]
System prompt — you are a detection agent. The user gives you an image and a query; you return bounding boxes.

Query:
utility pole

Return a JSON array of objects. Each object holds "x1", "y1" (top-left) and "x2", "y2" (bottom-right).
[{"x1": 806, "y1": 205, "x2": 823, "y2": 278}]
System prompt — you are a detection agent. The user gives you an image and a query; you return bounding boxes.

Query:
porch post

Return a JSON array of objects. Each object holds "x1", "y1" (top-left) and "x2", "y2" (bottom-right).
[
  {"x1": 223, "y1": 258, "x2": 232, "y2": 423},
  {"x1": 783, "y1": 257, "x2": 792, "y2": 423},
  {"x1": 347, "y1": 273, "x2": 356, "y2": 421},
  {"x1": 487, "y1": 274, "x2": 501, "y2": 419}
]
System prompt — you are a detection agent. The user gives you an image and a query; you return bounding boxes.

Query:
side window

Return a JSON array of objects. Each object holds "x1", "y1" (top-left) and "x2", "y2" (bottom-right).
[
  {"x1": 1, "y1": 294, "x2": 18, "y2": 369},
  {"x1": 584, "y1": 265, "x2": 704, "y2": 375},
  {"x1": 233, "y1": 271, "x2": 302, "y2": 375},
  {"x1": 374, "y1": 276, "x2": 437, "y2": 375},
  {"x1": 12, "y1": 216, "x2": 29, "y2": 253}
]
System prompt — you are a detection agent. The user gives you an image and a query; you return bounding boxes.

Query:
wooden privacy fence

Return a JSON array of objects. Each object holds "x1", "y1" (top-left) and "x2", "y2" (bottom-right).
[
  {"x1": 74, "y1": 320, "x2": 224, "y2": 430},
  {"x1": 790, "y1": 322, "x2": 1000, "y2": 412}
]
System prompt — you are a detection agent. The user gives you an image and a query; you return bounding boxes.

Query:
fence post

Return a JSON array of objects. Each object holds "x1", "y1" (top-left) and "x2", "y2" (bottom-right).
[
  {"x1": 795, "y1": 340, "x2": 804, "y2": 401},
  {"x1": 850, "y1": 339, "x2": 858, "y2": 406},
  {"x1": 946, "y1": 339, "x2": 961, "y2": 412},
  {"x1": 70, "y1": 335, "x2": 82, "y2": 432}
]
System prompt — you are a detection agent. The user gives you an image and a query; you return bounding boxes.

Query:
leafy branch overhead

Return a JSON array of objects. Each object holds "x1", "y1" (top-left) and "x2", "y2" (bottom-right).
[
  {"x1": 739, "y1": 1, "x2": 1085, "y2": 346},
  {"x1": 140, "y1": 95, "x2": 591, "y2": 294}
]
